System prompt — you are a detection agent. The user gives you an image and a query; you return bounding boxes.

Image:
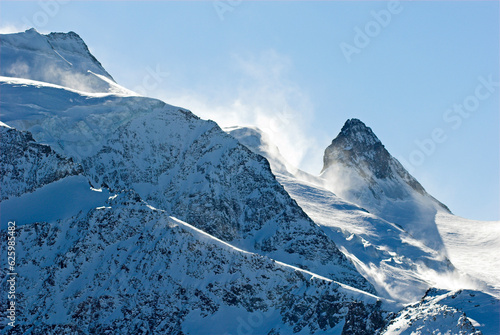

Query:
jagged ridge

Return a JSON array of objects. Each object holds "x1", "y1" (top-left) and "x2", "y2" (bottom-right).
[{"x1": 0, "y1": 124, "x2": 82, "y2": 200}]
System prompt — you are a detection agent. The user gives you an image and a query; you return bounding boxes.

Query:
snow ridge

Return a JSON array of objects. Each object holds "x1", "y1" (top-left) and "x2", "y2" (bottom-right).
[{"x1": 0, "y1": 29, "x2": 130, "y2": 94}]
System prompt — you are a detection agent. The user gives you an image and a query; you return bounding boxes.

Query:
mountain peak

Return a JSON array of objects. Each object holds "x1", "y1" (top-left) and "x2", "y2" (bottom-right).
[
  {"x1": 25, "y1": 27, "x2": 39, "y2": 34},
  {"x1": 46, "y1": 30, "x2": 88, "y2": 50},
  {"x1": 321, "y1": 118, "x2": 451, "y2": 251},
  {"x1": 338, "y1": 118, "x2": 382, "y2": 147},
  {"x1": 322, "y1": 118, "x2": 388, "y2": 178},
  {"x1": 0, "y1": 29, "x2": 127, "y2": 93}
]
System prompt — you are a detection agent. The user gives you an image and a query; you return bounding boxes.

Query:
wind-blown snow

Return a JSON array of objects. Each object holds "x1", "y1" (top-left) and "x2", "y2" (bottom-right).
[
  {"x1": 0, "y1": 29, "x2": 133, "y2": 94},
  {"x1": 228, "y1": 124, "x2": 500, "y2": 333},
  {"x1": 228, "y1": 125, "x2": 498, "y2": 301},
  {"x1": 436, "y1": 212, "x2": 500, "y2": 296},
  {"x1": 321, "y1": 119, "x2": 451, "y2": 253}
]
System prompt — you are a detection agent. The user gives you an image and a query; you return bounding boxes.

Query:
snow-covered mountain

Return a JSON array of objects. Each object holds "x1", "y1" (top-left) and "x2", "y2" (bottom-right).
[
  {"x1": 228, "y1": 125, "x2": 500, "y2": 333},
  {"x1": 317, "y1": 119, "x2": 500, "y2": 298},
  {"x1": 0, "y1": 119, "x2": 389, "y2": 335},
  {"x1": 320, "y1": 118, "x2": 451, "y2": 252},
  {"x1": 227, "y1": 126, "x2": 495, "y2": 300},
  {"x1": 1, "y1": 29, "x2": 498, "y2": 334},
  {"x1": 0, "y1": 28, "x2": 132, "y2": 94},
  {"x1": 0, "y1": 77, "x2": 373, "y2": 294},
  {"x1": 0, "y1": 168, "x2": 388, "y2": 334}
]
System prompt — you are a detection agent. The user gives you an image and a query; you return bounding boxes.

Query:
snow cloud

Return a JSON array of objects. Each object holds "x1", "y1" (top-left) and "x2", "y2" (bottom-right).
[
  {"x1": 6, "y1": 61, "x2": 30, "y2": 78},
  {"x1": 0, "y1": 24, "x2": 25, "y2": 34},
  {"x1": 160, "y1": 49, "x2": 327, "y2": 173}
]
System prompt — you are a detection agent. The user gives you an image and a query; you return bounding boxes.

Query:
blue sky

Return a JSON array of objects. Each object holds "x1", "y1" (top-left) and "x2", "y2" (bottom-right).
[{"x1": 1, "y1": 1, "x2": 499, "y2": 221}]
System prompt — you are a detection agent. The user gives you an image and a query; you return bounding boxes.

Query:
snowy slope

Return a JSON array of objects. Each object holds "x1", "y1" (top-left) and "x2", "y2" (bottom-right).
[
  {"x1": 0, "y1": 187, "x2": 391, "y2": 334},
  {"x1": 227, "y1": 125, "x2": 500, "y2": 333},
  {"x1": 0, "y1": 117, "x2": 388, "y2": 333},
  {"x1": 0, "y1": 29, "x2": 133, "y2": 94},
  {"x1": 436, "y1": 212, "x2": 500, "y2": 296},
  {"x1": 383, "y1": 288, "x2": 499, "y2": 335},
  {"x1": 0, "y1": 175, "x2": 110, "y2": 230},
  {"x1": 227, "y1": 127, "x2": 489, "y2": 302},
  {"x1": 278, "y1": 175, "x2": 500, "y2": 335},
  {"x1": 0, "y1": 75, "x2": 373, "y2": 292},
  {"x1": 0, "y1": 124, "x2": 389, "y2": 333},
  {"x1": 321, "y1": 119, "x2": 451, "y2": 252}
]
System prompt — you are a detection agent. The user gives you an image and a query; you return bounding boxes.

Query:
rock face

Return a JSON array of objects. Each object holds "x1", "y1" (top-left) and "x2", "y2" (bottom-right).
[
  {"x1": 0, "y1": 124, "x2": 82, "y2": 200},
  {"x1": 322, "y1": 119, "x2": 429, "y2": 198},
  {"x1": 0, "y1": 189, "x2": 386, "y2": 335},
  {"x1": 321, "y1": 119, "x2": 450, "y2": 251}
]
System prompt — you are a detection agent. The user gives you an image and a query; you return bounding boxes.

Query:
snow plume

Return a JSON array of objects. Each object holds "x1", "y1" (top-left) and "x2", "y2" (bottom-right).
[
  {"x1": 321, "y1": 163, "x2": 367, "y2": 200},
  {"x1": 0, "y1": 24, "x2": 25, "y2": 34},
  {"x1": 415, "y1": 265, "x2": 494, "y2": 297},
  {"x1": 6, "y1": 61, "x2": 30, "y2": 78},
  {"x1": 160, "y1": 50, "x2": 327, "y2": 173},
  {"x1": 5, "y1": 61, "x2": 110, "y2": 94},
  {"x1": 39, "y1": 63, "x2": 105, "y2": 93},
  {"x1": 345, "y1": 249, "x2": 490, "y2": 303}
]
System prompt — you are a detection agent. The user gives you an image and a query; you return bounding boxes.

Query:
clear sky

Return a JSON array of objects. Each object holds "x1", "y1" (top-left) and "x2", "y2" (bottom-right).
[{"x1": 1, "y1": 1, "x2": 499, "y2": 221}]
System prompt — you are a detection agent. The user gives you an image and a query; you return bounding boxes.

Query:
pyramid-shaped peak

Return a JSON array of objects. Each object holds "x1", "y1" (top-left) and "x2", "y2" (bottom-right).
[
  {"x1": 322, "y1": 118, "x2": 388, "y2": 177},
  {"x1": 338, "y1": 118, "x2": 381, "y2": 147}
]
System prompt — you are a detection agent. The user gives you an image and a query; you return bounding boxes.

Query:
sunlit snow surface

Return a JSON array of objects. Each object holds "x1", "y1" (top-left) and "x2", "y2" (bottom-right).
[
  {"x1": 228, "y1": 126, "x2": 499, "y2": 300},
  {"x1": 1, "y1": 75, "x2": 497, "y2": 334},
  {"x1": 385, "y1": 288, "x2": 499, "y2": 335},
  {"x1": 0, "y1": 76, "x2": 151, "y2": 159},
  {"x1": 278, "y1": 173, "x2": 499, "y2": 299},
  {"x1": 436, "y1": 212, "x2": 500, "y2": 296},
  {"x1": 0, "y1": 29, "x2": 134, "y2": 95}
]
